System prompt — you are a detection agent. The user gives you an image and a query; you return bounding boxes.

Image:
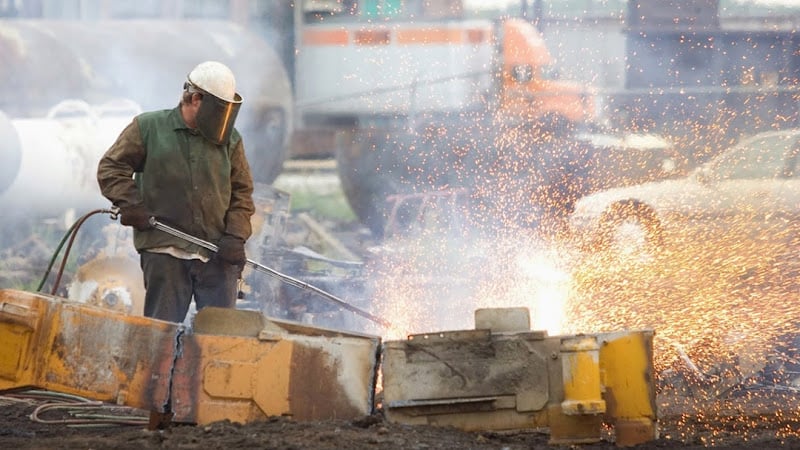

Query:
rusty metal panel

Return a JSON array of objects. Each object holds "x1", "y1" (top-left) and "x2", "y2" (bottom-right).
[
  {"x1": 382, "y1": 327, "x2": 557, "y2": 431},
  {"x1": 0, "y1": 289, "x2": 186, "y2": 412},
  {"x1": 0, "y1": 296, "x2": 42, "y2": 382},
  {"x1": 0, "y1": 289, "x2": 380, "y2": 426},
  {"x1": 382, "y1": 310, "x2": 657, "y2": 446},
  {"x1": 170, "y1": 316, "x2": 381, "y2": 424}
]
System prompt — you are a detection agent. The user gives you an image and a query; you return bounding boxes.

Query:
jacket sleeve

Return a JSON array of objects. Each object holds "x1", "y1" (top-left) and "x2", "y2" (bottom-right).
[
  {"x1": 97, "y1": 118, "x2": 147, "y2": 209},
  {"x1": 224, "y1": 138, "x2": 256, "y2": 241}
]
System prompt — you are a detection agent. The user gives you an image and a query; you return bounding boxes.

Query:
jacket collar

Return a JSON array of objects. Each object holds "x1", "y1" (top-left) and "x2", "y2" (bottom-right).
[{"x1": 170, "y1": 105, "x2": 192, "y2": 131}]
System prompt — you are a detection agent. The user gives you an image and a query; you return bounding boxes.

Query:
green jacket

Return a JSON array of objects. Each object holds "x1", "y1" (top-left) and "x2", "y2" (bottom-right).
[{"x1": 97, "y1": 106, "x2": 255, "y2": 257}]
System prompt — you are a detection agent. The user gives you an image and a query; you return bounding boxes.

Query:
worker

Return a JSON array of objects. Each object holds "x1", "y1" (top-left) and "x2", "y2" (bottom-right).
[{"x1": 97, "y1": 61, "x2": 256, "y2": 323}]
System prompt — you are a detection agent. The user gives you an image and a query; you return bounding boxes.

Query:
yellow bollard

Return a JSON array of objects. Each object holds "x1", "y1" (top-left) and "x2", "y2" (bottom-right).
[
  {"x1": 560, "y1": 336, "x2": 606, "y2": 415},
  {"x1": 598, "y1": 330, "x2": 658, "y2": 447}
]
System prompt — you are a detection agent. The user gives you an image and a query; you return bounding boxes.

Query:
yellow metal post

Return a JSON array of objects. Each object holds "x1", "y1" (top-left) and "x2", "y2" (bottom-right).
[
  {"x1": 560, "y1": 335, "x2": 606, "y2": 415},
  {"x1": 598, "y1": 330, "x2": 658, "y2": 447}
]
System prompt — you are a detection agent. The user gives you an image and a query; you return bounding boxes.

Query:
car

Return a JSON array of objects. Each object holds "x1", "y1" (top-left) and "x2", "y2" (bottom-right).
[
  {"x1": 569, "y1": 128, "x2": 800, "y2": 258},
  {"x1": 576, "y1": 131, "x2": 687, "y2": 191}
]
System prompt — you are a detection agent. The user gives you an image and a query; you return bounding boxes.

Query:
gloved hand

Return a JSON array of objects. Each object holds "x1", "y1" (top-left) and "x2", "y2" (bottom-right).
[
  {"x1": 119, "y1": 204, "x2": 154, "y2": 231},
  {"x1": 216, "y1": 234, "x2": 246, "y2": 267}
]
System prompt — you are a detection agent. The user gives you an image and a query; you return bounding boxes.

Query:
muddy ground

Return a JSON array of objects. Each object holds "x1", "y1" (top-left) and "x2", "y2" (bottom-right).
[{"x1": 3, "y1": 388, "x2": 800, "y2": 449}]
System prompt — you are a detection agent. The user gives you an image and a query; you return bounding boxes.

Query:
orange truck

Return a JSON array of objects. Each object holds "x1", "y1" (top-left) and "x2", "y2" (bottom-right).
[
  {"x1": 293, "y1": 0, "x2": 597, "y2": 234},
  {"x1": 294, "y1": 2, "x2": 594, "y2": 146},
  {"x1": 498, "y1": 17, "x2": 595, "y2": 125}
]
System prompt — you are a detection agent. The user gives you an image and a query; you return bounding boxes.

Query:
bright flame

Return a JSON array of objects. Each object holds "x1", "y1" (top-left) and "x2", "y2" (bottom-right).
[
  {"x1": 513, "y1": 248, "x2": 571, "y2": 335},
  {"x1": 368, "y1": 232, "x2": 575, "y2": 339}
]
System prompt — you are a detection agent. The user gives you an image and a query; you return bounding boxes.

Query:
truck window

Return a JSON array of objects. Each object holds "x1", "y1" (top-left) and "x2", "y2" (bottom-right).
[
  {"x1": 303, "y1": 0, "x2": 461, "y2": 23},
  {"x1": 303, "y1": 0, "x2": 358, "y2": 22},
  {"x1": 362, "y1": 0, "x2": 403, "y2": 19}
]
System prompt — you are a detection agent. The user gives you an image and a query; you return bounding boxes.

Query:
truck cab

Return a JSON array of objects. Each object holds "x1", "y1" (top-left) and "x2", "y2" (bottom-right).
[
  {"x1": 295, "y1": 0, "x2": 597, "y2": 141},
  {"x1": 499, "y1": 18, "x2": 596, "y2": 127}
]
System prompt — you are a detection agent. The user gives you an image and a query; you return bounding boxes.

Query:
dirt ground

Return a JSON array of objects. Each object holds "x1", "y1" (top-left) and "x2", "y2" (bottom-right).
[{"x1": 3, "y1": 387, "x2": 800, "y2": 449}]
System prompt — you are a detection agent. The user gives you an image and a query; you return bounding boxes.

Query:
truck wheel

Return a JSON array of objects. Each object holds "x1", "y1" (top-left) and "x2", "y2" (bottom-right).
[
  {"x1": 594, "y1": 199, "x2": 663, "y2": 260},
  {"x1": 336, "y1": 129, "x2": 408, "y2": 239},
  {"x1": 538, "y1": 112, "x2": 576, "y2": 137}
]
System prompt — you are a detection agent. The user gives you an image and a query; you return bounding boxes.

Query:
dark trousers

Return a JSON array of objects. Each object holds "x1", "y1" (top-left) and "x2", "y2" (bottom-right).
[{"x1": 140, "y1": 252, "x2": 240, "y2": 323}]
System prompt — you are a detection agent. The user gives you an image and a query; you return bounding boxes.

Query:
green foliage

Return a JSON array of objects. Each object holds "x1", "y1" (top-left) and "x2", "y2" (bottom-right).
[{"x1": 272, "y1": 172, "x2": 357, "y2": 222}]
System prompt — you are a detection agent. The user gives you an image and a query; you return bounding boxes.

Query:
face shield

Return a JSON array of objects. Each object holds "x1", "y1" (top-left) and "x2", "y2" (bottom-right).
[{"x1": 194, "y1": 89, "x2": 243, "y2": 145}]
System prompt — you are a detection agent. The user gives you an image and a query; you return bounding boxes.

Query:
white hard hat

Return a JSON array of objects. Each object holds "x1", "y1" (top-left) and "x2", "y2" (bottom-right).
[{"x1": 186, "y1": 61, "x2": 240, "y2": 104}]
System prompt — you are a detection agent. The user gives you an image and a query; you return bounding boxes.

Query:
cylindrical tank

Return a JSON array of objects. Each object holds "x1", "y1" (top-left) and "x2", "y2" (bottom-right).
[
  {"x1": 336, "y1": 109, "x2": 492, "y2": 237},
  {"x1": 0, "y1": 19, "x2": 293, "y2": 200},
  {"x1": 0, "y1": 99, "x2": 140, "y2": 217},
  {"x1": 0, "y1": 110, "x2": 21, "y2": 195}
]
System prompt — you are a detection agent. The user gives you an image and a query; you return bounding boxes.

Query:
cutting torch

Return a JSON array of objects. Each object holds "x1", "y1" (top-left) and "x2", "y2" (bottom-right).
[{"x1": 147, "y1": 217, "x2": 391, "y2": 328}]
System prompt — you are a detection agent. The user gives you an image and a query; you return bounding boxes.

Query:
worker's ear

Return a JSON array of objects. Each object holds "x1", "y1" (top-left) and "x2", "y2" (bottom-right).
[{"x1": 192, "y1": 92, "x2": 204, "y2": 106}]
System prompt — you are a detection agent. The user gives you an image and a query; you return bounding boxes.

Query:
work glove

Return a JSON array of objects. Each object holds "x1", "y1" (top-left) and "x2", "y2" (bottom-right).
[
  {"x1": 216, "y1": 234, "x2": 247, "y2": 267},
  {"x1": 119, "y1": 204, "x2": 154, "y2": 231}
]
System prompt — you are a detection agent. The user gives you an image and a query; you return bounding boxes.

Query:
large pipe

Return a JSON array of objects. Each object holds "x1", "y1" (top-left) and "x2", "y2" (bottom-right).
[
  {"x1": 0, "y1": 99, "x2": 137, "y2": 220},
  {"x1": 0, "y1": 110, "x2": 21, "y2": 195}
]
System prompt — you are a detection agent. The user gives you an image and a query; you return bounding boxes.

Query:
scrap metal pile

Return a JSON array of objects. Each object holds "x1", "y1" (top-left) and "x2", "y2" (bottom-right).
[{"x1": 0, "y1": 288, "x2": 658, "y2": 446}]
